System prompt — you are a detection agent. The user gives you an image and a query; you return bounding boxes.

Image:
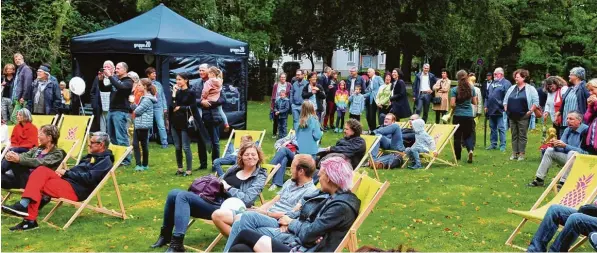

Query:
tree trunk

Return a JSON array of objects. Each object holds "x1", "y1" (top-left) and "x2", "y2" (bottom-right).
[
  {"x1": 307, "y1": 54, "x2": 315, "y2": 72},
  {"x1": 385, "y1": 46, "x2": 401, "y2": 73},
  {"x1": 257, "y1": 58, "x2": 266, "y2": 101},
  {"x1": 401, "y1": 50, "x2": 414, "y2": 83},
  {"x1": 324, "y1": 49, "x2": 334, "y2": 70},
  {"x1": 50, "y1": 0, "x2": 71, "y2": 77}
]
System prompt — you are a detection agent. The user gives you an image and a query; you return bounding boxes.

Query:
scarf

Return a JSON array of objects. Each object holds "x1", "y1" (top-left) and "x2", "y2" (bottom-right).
[{"x1": 34, "y1": 79, "x2": 50, "y2": 104}]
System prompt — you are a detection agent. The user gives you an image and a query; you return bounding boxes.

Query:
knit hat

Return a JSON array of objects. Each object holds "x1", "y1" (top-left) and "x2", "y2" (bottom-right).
[
  {"x1": 320, "y1": 156, "x2": 353, "y2": 191},
  {"x1": 570, "y1": 67, "x2": 586, "y2": 80}
]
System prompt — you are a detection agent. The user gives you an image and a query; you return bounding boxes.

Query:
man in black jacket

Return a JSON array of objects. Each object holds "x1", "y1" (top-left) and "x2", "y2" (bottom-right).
[
  {"x1": 106, "y1": 62, "x2": 133, "y2": 165},
  {"x1": 2, "y1": 131, "x2": 115, "y2": 231},
  {"x1": 190, "y1": 63, "x2": 210, "y2": 170}
]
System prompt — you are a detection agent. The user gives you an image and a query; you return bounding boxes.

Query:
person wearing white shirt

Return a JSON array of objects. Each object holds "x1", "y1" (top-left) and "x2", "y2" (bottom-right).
[{"x1": 413, "y1": 64, "x2": 438, "y2": 122}]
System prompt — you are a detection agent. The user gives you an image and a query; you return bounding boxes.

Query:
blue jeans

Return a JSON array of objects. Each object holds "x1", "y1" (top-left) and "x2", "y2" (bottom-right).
[
  {"x1": 488, "y1": 114, "x2": 506, "y2": 149},
  {"x1": 162, "y1": 189, "x2": 221, "y2": 237},
  {"x1": 153, "y1": 107, "x2": 168, "y2": 145},
  {"x1": 291, "y1": 105, "x2": 301, "y2": 131},
  {"x1": 416, "y1": 93, "x2": 432, "y2": 122},
  {"x1": 172, "y1": 129, "x2": 192, "y2": 171},
  {"x1": 528, "y1": 205, "x2": 597, "y2": 252},
  {"x1": 269, "y1": 147, "x2": 295, "y2": 187},
  {"x1": 224, "y1": 211, "x2": 297, "y2": 252},
  {"x1": 107, "y1": 111, "x2": 131, "y2": 165},
  {"x1": 371, "y1": 128, "x2": 405, "y2": 156},
  {"x1": 405, "y1": 146, "x2": 428, "y2": 166},
  {"x1": 277, "y1": 117, "x2": 288, "y2": 140},
  {"x1": 213, "y1": 154, "x2": 236, "y2": 177},
  {"x1": 205, "y1": 121, "x2": 221, "y2": 162}
]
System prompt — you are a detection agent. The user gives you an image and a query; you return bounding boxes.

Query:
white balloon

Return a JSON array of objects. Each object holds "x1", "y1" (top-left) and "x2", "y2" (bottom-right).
[
  {"x1": 220, "y1": 197, "x2": 246, "y2": 212},
  {"x1": 69, "y1": 77, "x2": 86, "y2": 96}
]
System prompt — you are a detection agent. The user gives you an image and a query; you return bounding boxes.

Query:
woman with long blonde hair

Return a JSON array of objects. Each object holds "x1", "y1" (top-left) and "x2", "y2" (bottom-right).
[{"x1": 296, "y1": 101, "x2": 322, "y2": 157}]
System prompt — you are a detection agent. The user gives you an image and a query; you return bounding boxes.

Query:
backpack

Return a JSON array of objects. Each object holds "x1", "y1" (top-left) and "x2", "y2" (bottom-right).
[{"x1": 188, "y1": 175, "x2": 224, "y2": 204}]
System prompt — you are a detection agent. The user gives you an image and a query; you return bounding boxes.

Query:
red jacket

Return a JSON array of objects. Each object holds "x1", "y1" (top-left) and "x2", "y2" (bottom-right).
[{"x1": 11, "y1": 122, "x2": 38, "y2": 149}]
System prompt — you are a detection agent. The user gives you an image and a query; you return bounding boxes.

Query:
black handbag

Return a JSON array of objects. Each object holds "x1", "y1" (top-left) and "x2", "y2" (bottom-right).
[
  {"x1": 432, "y1": 96, "x2": 442, "y2": 105},
  {"x1": 186, "y1": 107, "x2": 198, "y2": 131}
]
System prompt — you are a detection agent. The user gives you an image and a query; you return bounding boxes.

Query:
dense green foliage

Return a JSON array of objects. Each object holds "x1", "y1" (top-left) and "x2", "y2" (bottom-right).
[{"x1": 2, "y1": 0, "x2": 596, "y2": 89}]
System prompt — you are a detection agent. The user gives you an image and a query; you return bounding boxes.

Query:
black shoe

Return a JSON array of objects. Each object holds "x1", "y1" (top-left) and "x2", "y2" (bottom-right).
[
  {"x1": 527, "y1": 179, "x2": 545, "y2": 187},
  {"x1": 9, "y1": 219, "x2": 38, "y2": 231},
  {"x1": 589, "y1": 232, "x2": 597, "y2": 251},
  {"x1": 2, "y1": 202, "x2": 29, "y2": 217},
  {"x1": 194, "y1": 166, "x2": 207, "y2": 171},
  {"x1": 151, "y1": 227, "x2": 172, "y2": 248},
  {"x1": 166, "y1": 234, "x2": 185, "y2": 252},
  {"x1": 467, "y1": 151, "x2": 473, "y2": 163},
  {"x1": 557, "y1": 182, "x2": 564, "y2": 190},
  {"x1": 175, "y1": 170, "x2": 184, "y2": 176},
  {"x1": 39, "y1": 195, "x2": 51, "y2": 211}
]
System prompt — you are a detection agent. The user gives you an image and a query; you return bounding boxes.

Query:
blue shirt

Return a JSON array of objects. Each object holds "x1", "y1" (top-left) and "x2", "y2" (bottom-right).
[
  {"x1": 450, "y1": 87, "x2": 476, "y2": 117},
  {"x1": 506, "y1": 86, "x2": 529, "y2": 119},
  {"x1": 556, "y1": 124, "x2": 588, "y2": 154},
  {"x1": 562, "y1": 86, "x2": 579, "y2": 127},
  {"x1": 269, "y1": 179, "x2": 318, "y2": 213},
  {"x1": 291, "y1": 79, "x2": 308, "y2": 107}
]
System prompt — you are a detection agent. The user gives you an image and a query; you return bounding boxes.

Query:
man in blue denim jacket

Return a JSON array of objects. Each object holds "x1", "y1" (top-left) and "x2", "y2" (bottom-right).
[{"x1": 485, "y1": 67, "x2": 512, "y2": 152}]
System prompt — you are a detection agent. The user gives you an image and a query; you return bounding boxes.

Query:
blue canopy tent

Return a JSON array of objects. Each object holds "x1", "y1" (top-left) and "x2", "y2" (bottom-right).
[{"x1": 71, "y1": 3, "x2": 249, "y2": 131}]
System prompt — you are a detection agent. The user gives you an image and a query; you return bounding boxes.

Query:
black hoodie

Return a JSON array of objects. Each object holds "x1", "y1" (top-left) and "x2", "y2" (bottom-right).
[
  {"x1": 108, "y1": 75, "x2": 133, "y2": 112},
  {"x1": 63, "y1": 150, "x2": 114, "y2": 201}
]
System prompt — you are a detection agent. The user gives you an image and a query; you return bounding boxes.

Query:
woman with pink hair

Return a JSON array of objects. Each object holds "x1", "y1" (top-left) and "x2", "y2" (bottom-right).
[{"x1": 223, "y1": 156, "x2": 361, "y2": 252}]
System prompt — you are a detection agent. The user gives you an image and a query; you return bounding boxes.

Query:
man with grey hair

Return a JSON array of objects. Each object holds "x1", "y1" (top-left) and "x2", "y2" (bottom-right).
[
  {"x1": 189, "y1": 63, "x2": 210, "y2": 170},
  {"x1": 2, "y1": 131, "x2": 115, "y2": 231},
  {"x1": 485, "y1": 67, "x2": 512, "y2": 152},
  {"x1": 12, "y1": 53, "x2": 34, "y2": 108},
  {"x1": 528, "y1": 111, "x2": 588, "y2": 188},
  {"x1": 346, "y1": 66, "x2": 365, "y2": 96},
  {"x1": 90, "y1": 60, "x2": 115, "y2": 132},
  {"x1": 559, "y1": 67, "x2": 590, "y2": 130},
  {"x1": 105, "y1": 62, "x2": 133, "y2": 165},
  {"x1": 412, "y1": 63, "x2": 438, "y2": 122}
]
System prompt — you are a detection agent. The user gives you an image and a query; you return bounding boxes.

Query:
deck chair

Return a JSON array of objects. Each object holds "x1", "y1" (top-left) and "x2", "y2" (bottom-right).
[
  {"x1": 335, "y1": 174, "x2": 390, "y2": 252},
  {"x1": 354, "y1": 135, "x2": 381, "y2": 180},
  {"x1": 0, "y1": 142, "x2": 10, "y2": 160},
  {"x1": 505, "y1": 154, "x2": 597, "y2": 251},
  {"x1": 221, "y1": 129, "x2": 266, "y2": 159},
  {"x1": 56, "y1": 115, "x2": 94, "y2": 166},
  {"x1": 42, "y1": 145, "x2": 132, "y2": 229},
  {"x1": 401, "y1": 124, "x2": 459, "y2": 170},
  {"x1": 1, "y1": 139, "x2": 79, "y2": 205},
  {"x1": 32, "y1": 114, "x2": 58, "y2": 127},
  {"x1": 424, "y1": 123, "x2": 434, "y2": 132}
]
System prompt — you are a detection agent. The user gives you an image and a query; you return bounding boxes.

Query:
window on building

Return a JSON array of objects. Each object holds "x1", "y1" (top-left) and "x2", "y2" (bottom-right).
[
  {"x1": 293, "y1": 54, "x2": 301, "y2": 61},
  {"x1": 348, "y1": 51, "x2": 354, "y2": 62},
  {"x1": 381, "y1": 53, "x2": 386, "y2": 64},
  {"x1": 317, "y1": 56, "x2": 323, "y2": 62}
]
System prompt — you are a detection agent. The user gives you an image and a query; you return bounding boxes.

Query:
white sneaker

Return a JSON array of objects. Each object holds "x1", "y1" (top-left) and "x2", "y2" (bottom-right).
[{"x1": 268, "y1": 185, "x2": 279, "y2": 192}]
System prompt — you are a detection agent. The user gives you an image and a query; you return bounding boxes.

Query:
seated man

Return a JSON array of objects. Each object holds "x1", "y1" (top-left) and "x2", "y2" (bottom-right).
[
  {"x1": 370, "y1": 113, "x2": 405, "y2": 156},
  {"x1": 211, "y1": 154, "x2": 318, "y2": 236},
  {"x1": 401, "y1": 114, "x2": 420, "y2": 147},
  {"x1": 212, "y1": 135, "x2": 258, "y2": 177},
  {"x1": 528, "y1": 111, "x2": 588, "y2": 187},
  {"x1": 527, "y1": 203, "x2": 597, "y2": 252},
  {"x1": 318, "y1": 119, "x2": 366, "y2": 169},
  {"x1": 2, "y1": 124, "x2": 65, "y2": 190},
  {"x1": 223, "y1": 156, "x2": 360, "y2": 252},
  {"x1": 2, "y1": 131, "x2": 114, "y2": 231}
]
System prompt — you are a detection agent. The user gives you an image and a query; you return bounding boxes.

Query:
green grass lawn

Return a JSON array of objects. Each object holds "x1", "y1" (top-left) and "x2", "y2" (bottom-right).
[{"x1": 1, "y1": 101, "x2": 591, "y2": 252}]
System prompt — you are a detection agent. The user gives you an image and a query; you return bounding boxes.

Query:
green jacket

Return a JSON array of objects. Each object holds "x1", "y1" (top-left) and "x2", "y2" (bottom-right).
[{"x1": 19, "y1": 145, "x2": 66, "y2": 170}]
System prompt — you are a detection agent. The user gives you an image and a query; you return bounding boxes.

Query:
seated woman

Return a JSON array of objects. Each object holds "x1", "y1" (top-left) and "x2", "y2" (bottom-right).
[
  {"x1": 150, "y1": 142, "x2": 268, "y2": 252},
  {"x1": 9, "y1": 108, "x2": 38, "y2": 153},
  {"x1": 1, "y1": 124, "x2": 65, "y2": 190},
  {"x1": 224, "y1": 156, "x2": 361, "y2": 252},
  {"x1": 268, "y1": 102, "x2": 322, "y2": 191},
  {"x1": 318, "y1": 118, "x2": 366, "y2": 169}
]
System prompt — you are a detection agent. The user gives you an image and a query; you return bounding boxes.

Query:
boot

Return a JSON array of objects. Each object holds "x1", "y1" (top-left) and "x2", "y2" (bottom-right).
[
  {"x1": 151, "y1": 227, "x2": 172, "y2": 248},
  {"x1": 165, "y1": 234, "x2": 185, "y2": 252},
  {"x1": 38, "y1": 195, "x2": 52, "y2": 211}
]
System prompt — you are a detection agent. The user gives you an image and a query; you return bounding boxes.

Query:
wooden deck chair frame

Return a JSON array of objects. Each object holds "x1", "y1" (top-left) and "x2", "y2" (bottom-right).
[
  {"x1": 505, "y1": 154, "x2": 597, "y2": 251},
  {"x1": 32, "y1": 114, "x2": 59, "y2": 126},
  {"x1": 221, "y1": 129, "x2": 266, "y2": 159},
  {"x1": 354, "y1": 135, "x2": 382, "y2": 180},
  {"x1": 0, "y1": 142, "x2": 10, "y2": 160},
  {"x1": 42, "y1": 145, "x2": 132, "y2": 230},
  {"x1": 400, "y1": 124, "x2": 459, "y2": 170},
  {"x1": 1, "y1": 139, "x2": 79, "y2": 205},
  {"x1": 335, "y1": 176, "x2": 390, "y2": 252},
  {"x1": 56, "y1": 115, "x2": 94, "y2": 165},
  {"x1": 185, "y1": 164, "x2": 279, "y2": 252}
]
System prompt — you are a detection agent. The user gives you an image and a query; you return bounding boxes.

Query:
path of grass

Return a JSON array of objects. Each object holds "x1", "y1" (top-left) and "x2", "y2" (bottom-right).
[{"x1": 2, "y1": 101, "x2": 591, "y2": 252}]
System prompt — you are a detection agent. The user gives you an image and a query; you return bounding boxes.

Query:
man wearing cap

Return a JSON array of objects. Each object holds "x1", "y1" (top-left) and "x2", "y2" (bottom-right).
[
  {"x1": 27, "y1": 64, "x2": 61, "y2": 115},
  {"x1": 485, "y1": 67, "x2": 511, "y2": 151},
  {"x1": 558, "y1": 67, "x2": 590, "y2": 130},
  {"x1": 482, "y1": 72, "x2": 493, "y2": 101}
]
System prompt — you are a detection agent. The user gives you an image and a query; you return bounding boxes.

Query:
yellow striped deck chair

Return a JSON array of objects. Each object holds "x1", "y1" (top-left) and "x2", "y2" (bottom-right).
[
  {"x1": 43, "y1": 145, "x2": 132, "y2": 229},
  {"x1": 355, "y1": 135, "x2": 381, "y2": 180},
  {"x1": 401, "y1": 124, "x2": 459, "y2": 170},
  {"x1": 335, "y1": 175, "x2": 390, "y2": 252},
  {"x1": 505, "y1": 154, "x2": 597, "y2": 251},
  {"x1": 222, "y1": 129, "x2": 266, "y2": 158},
  {"x1": 32, "y1": 114, "x2": 58, "y2": 127},
  {"x1": 56, "y1": 115, "x2": 94, "y2": 166}
]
